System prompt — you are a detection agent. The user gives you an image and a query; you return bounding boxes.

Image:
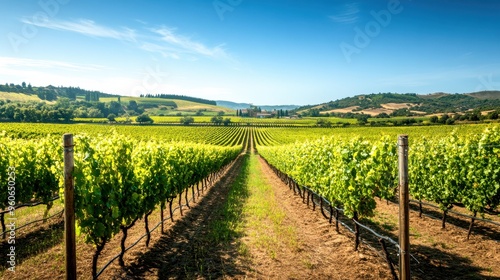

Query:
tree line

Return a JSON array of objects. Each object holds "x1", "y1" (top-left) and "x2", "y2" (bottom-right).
[
  {"x1": 140, "y1": 93, "x2": 217, "y2": 106},
  {"x1": 235, "y1": 107, "x2": 290, "y2": 118},
  {"x1": 0, "y1": 99, "x2": 151, "y2": 123},
  {"x1": 0, "y1": 82, "x2": 112, "y2": 102}
]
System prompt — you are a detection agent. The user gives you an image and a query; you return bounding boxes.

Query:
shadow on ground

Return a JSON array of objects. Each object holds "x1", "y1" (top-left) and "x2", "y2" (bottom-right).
[
  {"x1": 0, "y1": 218, "x2": 64, "y2": 269},
  {"x1": 302, "y1": 192, "x2": 499, "y2": 280},
  {"x1": 118, "y1": 155, "x2": 252, "y2": 279},
  {"x1": 408, "y1": 202, "x2": 500, "y2": 241}
]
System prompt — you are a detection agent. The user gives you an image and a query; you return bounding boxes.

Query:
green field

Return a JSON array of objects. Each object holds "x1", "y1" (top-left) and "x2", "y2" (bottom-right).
[
  {"x1": 0, "y1": 91, "x2": 50, "y2": 102},
  {"x1": 73, "y1": 115, "x2": 359, "y2": 126},
  {"x1": 99, "y1": 96, "x2": 235, "y2": 115},
  {"x1": 1, "y1": 121, "x2": 493, "y2": 142},
  {"x1": 1, "y1": 122, "x2": 499, "y2": 279}
]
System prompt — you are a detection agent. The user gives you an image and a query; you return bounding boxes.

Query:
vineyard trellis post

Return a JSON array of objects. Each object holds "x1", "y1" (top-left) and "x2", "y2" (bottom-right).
[
  {"x1": 63, "y1": 134, "x2": 77, "y2": 280},
  {"x1": 398, "y1": 135, "x2": 410, "y2": 280}
]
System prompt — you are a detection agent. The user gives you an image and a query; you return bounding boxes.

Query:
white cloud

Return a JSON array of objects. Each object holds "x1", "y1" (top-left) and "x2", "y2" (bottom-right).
[
  {"x1": 20, "y1": 18, "x2": 231, "y2": 61},
  {"x1": 138, "y1": 42, "x2": 181, "y2": 60},
  {"x1": 150, "y1": 27, "x2": 229, "y2": 59},
  {"x1": 330, "y1": 3, "x2": 360, "y2": 24},
  {"x1": 21, "y1": 18, "x2": 137, "y2": 42}
]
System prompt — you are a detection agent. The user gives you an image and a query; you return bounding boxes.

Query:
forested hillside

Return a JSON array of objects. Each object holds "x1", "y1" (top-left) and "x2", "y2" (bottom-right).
[{"x1": 296, "y1": 91, "x2": 500, "y2": 116}]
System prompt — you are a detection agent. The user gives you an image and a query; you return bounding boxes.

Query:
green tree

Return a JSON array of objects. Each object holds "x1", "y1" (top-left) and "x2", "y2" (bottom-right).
[
  {"x1": 211, "y1": 115, "x2": 223, "y2": 125},
  {"x1": 136, "y1": 114, "x2": 153, "y2": 124},
  {"x1": 180, "y1": 116, "x2": 194, "y2": 125},
  {"x1": 107, "y1": 113, "x2": 117, "y2": 122},
  {"x1": 55, "y1": 97, "x2": 71, "y2": 109},
  {"x1": 310, "y1": 109, "x2": 320, "y2": 117},
  {"x1": 108, "y1": 101, "x2": 123, "y2": 115},
  {"x1": 487, "y1": 111, "x2": 499, "y2": 120},
  {"x1": 356, "y1": 114, "x2": 369, "y2": 125},
  {"x1": 128, "y1": 100, "x2": 138, "y2": 111},
  {"x1": 439, "y1": 114, "x2": 449, "y2": 124},
  {"x1": 376, "y1": 112, "x2": 390, "y2": 118},
  {"x1": 316, "y1": 119, "x2": 332, "y2": 127}
]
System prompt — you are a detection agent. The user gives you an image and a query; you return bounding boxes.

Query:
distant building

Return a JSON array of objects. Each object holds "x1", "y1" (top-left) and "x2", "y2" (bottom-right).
[{"x1": 256, "y1": 113, "x2": 273, "y2": 118}]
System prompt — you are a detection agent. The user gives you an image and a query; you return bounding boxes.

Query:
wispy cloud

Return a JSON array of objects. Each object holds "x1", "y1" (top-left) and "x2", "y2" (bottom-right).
[
  {"x1": 330, "y1": 3, "x2": 360, "y2": 24},
  {"x1": 0, "y1": 56, "x2": 107, "y2": 72},
  {"x1": 21, "y1": 18, "x2": 137, "y2": 42},
  {"x1": 150, "y1": 27, "x2": 229, "y2": 59},
  {"x1": 139, "y1": 42, "x2": 181, "y2": 59},
  {"x1": 20, "y1": 18, "x2": 231, "y2": 61}
]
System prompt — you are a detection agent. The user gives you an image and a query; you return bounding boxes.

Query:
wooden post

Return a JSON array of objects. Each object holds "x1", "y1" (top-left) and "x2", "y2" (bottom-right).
[
  {"x1": 63, "y1": 134, "x2": 77, "y2": 280},
  {"x1": 398, "y1": 135, "x2": 410, "y2": 280}
]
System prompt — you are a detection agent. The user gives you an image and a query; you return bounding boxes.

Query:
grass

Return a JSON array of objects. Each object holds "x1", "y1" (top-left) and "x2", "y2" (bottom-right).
[
  {"x1": 11, "y1": 201, "x2": 64, "y2": 228},
  {"x1": 0, "y1": 198, "x2": 65, "y2": 278},
  {"x1": 207, "y1": 154, "x2": 250, "y2": 244},
  {"x1": 410, "y1": 226, "x2": 422, "y2": 239},
  {"x1": 0, "y1": 91, "x2": 49, "y2": 103},
  {"x1": 205, "y1": 153, "x2": 300, "y2": 262},
  {"x1": 240, "y1": 154, "x2": 300, "y2": 258},
  {"x1": 369, "y1": 210, "x2": 398, "y2": 232},
  {"x1": 0, "y1": 215, "x2": 64, "y2": 277},
  {"x1": 99, "y1": 96, "x2": 235, "y2": 114}
]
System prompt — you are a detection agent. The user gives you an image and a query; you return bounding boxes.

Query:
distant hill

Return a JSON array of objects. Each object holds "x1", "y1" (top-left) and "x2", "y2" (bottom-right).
[
  {"x1": 0, "y1": 83, "x2": 234, "y2": 117},
  {"x1": 100, "y1": 96, "x2": 234, "y2": 115},
  {"x1": 216, "y1": 100, "x2": 252, "y2": 110},
  {"x1": 1, "y1": 83, "x2": 299, "y2": 114},
  {"x1": 3, "y1": 82, "x2": 499, "y2": 118},
  {"x1": 0, "y1": 83, "x2": 116, "y2": 102},
  {"x1": 143, "y1": 94, "x2": 217, "y2": 106},
  {"x1": 467, "y1": 90, "x2": 500, "y2": 100},
  {"x1": 295, "y1": 91, "x2": 500, "y2": 117},
  {"x1": 216, "y1": 100, "x2": 299, "y2": 111}
]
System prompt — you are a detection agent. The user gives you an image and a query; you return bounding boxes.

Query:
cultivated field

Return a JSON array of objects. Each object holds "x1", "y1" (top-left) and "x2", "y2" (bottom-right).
[{"x1": 0, "y1": 123, "x2": 498, "y2": 279}]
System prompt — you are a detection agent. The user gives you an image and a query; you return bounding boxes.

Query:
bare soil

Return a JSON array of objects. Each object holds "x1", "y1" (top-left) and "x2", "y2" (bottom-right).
[
  {"x1": 323, "y1": 103, "x2": 417, "y2": 116},
  {"x1": 248, "y1": 156, "x2": 392, "y2": 280},
  {"x1": 106, "y1": 152, "x2": 391, "y2": 279},
  {"x1": 2, "y1": 139, "x2": 499, "y2": 279},
  {"x1": 371, "y1": 199, "x2": 500, "y2": 280}
]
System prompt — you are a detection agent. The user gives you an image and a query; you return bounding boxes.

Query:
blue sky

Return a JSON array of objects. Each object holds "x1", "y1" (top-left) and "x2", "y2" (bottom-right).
[{"x1": 1, "y1": 0, "x2": 499, "y2": 105}]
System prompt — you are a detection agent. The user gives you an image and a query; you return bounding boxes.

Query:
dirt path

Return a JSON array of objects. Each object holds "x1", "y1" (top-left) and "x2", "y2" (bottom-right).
[
  {"x1": 4, "y1": 130, "x2": 499, "y2": 279},
  {"x1": 14, "y1": 127, "x2": 481, "y2": 279},
  {"x1": 108, "y1": 154, "x2": 249, "y2": 279},
  {"x1": 106, "y1": 130, "x2": 391, "y2": 279},
  {"x1": 242, "y1": 155, "x2": 391, "y2": 279}
]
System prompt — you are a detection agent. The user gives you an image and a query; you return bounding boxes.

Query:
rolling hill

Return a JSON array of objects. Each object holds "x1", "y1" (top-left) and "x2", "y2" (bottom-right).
[
  {"x1": 295, "y1": 91, "x2": 500, "y2": 117},
  {"x1": 101, "y1": 96, "x2": 234, "y2": 115},
  {"x1": 216, "y1": 100, "x2": 299, "y2": 111},
  {"x1": 0, "y1": 83, "x2": 234, "y2": 116},
  {"x1": 2, "y1": 82, "x2": 500, "y2": 119}
]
